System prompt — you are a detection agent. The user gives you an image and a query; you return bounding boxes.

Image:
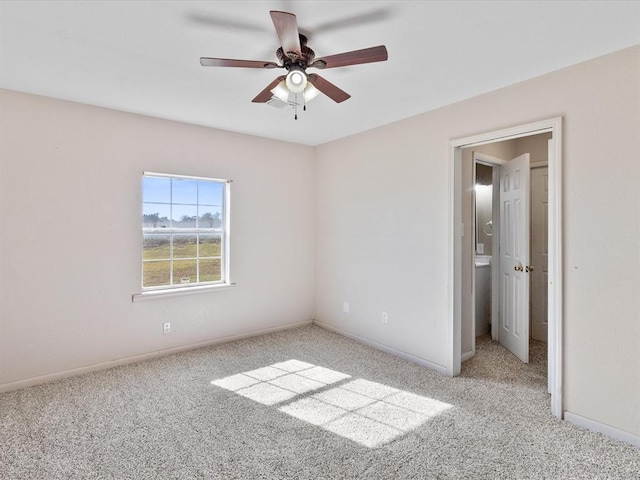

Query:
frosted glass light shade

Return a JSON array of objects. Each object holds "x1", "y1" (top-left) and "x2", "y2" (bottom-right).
[
  {"x1": 271, "y1": 81, "x2": 290, "y2": 103},
  {"x1": 286, "y1": 70, "x2": 307, "y2": 93},
  {"x1": 303, "y1": 83, "x2": 320, "y2": 102}
]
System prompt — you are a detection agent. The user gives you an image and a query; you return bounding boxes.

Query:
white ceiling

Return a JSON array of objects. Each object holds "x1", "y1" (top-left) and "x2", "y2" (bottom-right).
[{"x1": 1, "y1": 1, "x2": 639, "y2": 146}]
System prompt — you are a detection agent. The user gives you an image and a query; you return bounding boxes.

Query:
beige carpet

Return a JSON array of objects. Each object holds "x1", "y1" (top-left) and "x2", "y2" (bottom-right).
[
  {"x1": 461, "y1": 334, "x2": 547, "y2": 389},
  {"x1": 1, "y1": 325, "x2": 638, "y2": 479}
]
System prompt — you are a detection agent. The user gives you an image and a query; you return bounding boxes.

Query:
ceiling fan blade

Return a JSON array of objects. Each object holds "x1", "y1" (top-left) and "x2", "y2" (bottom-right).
[
  {"x1": 311, "y1": 8, "x2": 392, "y2": 36},
  {"x1": 310, "y1": 45, "x2": 388, "y2": 69},
  {"x1": 187, "y1": 13, "x2": 269, "y2": 34},
  {"x1": 200, "y1": 57, "x2": 279, "y2": 69},
  {"x1": 252, "y1": 76, "x2": 286, "y2": 103},
  {"x1": 270, "y1": 11, "x2": 301, "y2": 59},
  {"x1": 307, "y1": 74, "x2": 351, "y2": 103}
]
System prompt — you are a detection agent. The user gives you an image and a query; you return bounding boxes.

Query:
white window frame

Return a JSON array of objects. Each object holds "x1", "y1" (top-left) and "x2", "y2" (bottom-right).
[{"x1": 140, "y1": 172, "x2": 231, "y2": 295}]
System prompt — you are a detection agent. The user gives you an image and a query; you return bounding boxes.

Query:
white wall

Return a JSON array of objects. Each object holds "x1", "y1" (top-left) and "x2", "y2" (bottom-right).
[
  {"x1": 515, "y1": 133, "x2": 552, "y2": 164},
  {"x1": 315, "y1": 45, "x2": 640, "y2": 436},
  {"x1": 0, "y1": 90, "x2": 315, "y2": 388}
]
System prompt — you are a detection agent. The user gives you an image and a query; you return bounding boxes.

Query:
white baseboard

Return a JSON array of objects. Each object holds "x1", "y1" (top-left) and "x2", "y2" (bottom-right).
[
  {"x1": 313, "y1": 320, "x2": 448, "y2": 375},
  {"x1": 564, "y1": 411, "x2": 640, "y2": 448},
  {"x1": 461, "y1": 350, "x2": 474, "y2": 362},
  {"x1": 0, "y1": 320, "x2": 313, "y2": 394}
]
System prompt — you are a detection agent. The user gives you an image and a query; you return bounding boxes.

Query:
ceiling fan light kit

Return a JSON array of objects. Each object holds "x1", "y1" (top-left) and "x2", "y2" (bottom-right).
[
  {"x1": 200, "y1": 10, "x2": 388, "y2": 119},
  {"x1": 271, "y1": 79, "x2": 319, "y2": 104}
]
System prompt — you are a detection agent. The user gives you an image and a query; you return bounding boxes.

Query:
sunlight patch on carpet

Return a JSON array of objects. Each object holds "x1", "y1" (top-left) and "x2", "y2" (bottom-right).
[{"x1": 211, "y1": 360, "x2": 452, "y2": 448}]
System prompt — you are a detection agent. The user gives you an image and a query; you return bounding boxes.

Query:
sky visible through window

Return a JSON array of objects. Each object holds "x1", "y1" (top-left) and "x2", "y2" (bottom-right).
[{"x1": 143, "y1": 176, "x2": 224, "y2": 229}]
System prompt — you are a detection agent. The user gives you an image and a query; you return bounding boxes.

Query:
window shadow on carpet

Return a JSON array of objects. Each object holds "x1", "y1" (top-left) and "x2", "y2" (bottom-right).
[{"x1": 211, "y1": 359, "x2": 452, "y2": 448}]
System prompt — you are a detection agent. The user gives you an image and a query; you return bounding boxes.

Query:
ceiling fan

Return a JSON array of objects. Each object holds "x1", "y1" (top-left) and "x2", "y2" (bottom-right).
[{"x1": 200, "y1": 10, "x2": 388, "y2": 117}]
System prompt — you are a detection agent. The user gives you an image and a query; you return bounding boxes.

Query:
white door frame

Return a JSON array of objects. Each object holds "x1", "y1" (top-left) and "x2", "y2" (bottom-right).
[{"x1": 447, "y1": 117, "x2": 563, "y2": 419}]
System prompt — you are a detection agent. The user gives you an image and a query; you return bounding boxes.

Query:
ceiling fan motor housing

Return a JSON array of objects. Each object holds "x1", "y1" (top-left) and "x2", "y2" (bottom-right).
[{"x1": 276, "y1": 35, "x2": 316, "y2": 70}]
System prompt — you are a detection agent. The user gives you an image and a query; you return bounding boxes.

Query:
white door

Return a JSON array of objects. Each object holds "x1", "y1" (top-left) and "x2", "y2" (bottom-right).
[
  {"x1": 498, "y1": 153, "x2": 531, "y2": 363},
  {"x1": 530, "y1": 166, "x2": 549, "y2": 342}
]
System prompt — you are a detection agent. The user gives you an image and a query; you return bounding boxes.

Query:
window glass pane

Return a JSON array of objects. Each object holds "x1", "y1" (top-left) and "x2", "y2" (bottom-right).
[
  {"x1": 143, "y1": 261, "x2": 171, "y2": 287},
  {"x1": 199, "y1": 181, "x2": 224, "y2": 206},
  {"x1": 199, "y1": 258, "x2": 221, "y2": 282},
  {"x1": 198, "y1": 206, "x2": 223, "y2": 229},
  {"x1": 142, "y1": 174, "x2": 228, "y2": 291},
  {"x1": 199, "y1": 235, "x2": 221, "y2": 257},
  {"x1": 143, "y1": 176, "x2": 171, "y2": 203},
  {"x1": 143, "y1": 234, "x2": 171, "y2": 260},
  {"x1": 172, "y1": 178, "x2": 197, "y2": 205},
  {"x1": 143, "y1": 203, "x2": 171, "y2": 229},
  {"x1": 173, "y1": 235, "x2": 197, "y2": 259},
  {"x1": 172, "y1": 205, "x2": 197, "y2": 228},
  {"x1": 173, "y1": 259, "x2": 197, "y2": 285}
]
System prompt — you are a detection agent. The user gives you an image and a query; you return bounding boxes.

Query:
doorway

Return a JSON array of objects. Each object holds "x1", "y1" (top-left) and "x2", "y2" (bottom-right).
[
  {"x1": 448, "y1": 118, "x2": 563, "y2": 419},
  {"x1": 464, "y1": 137, "x2": 550, "y2": 370}
]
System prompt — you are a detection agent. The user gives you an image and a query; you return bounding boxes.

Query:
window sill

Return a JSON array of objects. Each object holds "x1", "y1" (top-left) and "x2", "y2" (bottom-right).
[{"x1": 132, "y1": 283, "x2": 236, "y2": 302}]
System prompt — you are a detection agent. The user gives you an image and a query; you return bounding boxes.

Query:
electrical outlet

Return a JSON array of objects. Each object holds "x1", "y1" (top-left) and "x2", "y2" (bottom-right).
[
  {"x1": 343, "y1": 301, "x2": 350, "y2": 314},
  {"x1": 163, "y1": 322, "x2": 171, "y2": 334},
  {"x1": 381, "y1": 312, "x2": 388, "y2": 323}
]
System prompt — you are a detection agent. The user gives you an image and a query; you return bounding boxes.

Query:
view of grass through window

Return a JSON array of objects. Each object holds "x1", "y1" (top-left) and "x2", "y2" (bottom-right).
[{"x1": 142, "y1": 174, "x2": 227, "y2": 289}]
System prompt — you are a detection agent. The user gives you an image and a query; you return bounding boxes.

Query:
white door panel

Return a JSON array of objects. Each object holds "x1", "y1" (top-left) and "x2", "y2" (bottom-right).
[{"x1": 499, "y1": 153, "x2": 530, "y2": 363}]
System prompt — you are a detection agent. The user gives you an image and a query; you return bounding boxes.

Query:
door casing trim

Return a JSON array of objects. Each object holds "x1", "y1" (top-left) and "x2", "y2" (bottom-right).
[{"x1": 447, "y1": 117, "x2": 563, "y2": 419}]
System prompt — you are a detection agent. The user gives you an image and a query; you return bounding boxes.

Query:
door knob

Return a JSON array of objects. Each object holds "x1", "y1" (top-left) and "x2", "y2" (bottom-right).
[
  {"x1": 514, "y1": 265, "x2": 523, "y2": 272},
  {"x1": 526, "y1": 266, "x2": 535, "y2": 273}
]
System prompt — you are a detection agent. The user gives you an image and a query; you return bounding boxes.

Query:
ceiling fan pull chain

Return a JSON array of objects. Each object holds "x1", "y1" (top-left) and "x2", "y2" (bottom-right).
[{"x1": 295, "y1": 94, "x2": 298, "y2": 120}]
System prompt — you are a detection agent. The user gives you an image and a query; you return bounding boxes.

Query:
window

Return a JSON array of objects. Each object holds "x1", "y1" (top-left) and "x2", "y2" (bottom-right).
[{"x1": 142, "y1": 173, "x2": 230, "y2": 291}]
